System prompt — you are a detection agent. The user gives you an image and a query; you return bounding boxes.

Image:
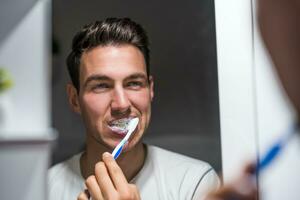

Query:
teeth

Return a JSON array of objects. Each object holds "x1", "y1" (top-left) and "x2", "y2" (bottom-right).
[{"x1": 109, "y1": 118, "x2": 132, "y2": 132}]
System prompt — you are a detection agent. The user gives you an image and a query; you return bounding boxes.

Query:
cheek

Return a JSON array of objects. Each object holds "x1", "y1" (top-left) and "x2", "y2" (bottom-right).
[
  {"x1": 129, "y1": 91, "x2": 152, "y2": 112},
  {"x1": 129, "y1": 91, "x2": 152, "y2": 133},
  {"x1": 81, "y1": 93, "x2": 110, "y2": 118}
]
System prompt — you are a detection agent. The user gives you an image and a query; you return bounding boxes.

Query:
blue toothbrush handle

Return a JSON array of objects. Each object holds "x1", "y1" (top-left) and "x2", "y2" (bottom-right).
[
  {"x1": 257, "y1": 143, "x2": 281, "y2": 172},
  {"x1": 255, "y1": 122, "x2": 298, "y2": 174},
  {"x1": 113, "y1": 145, "x2": 123, "y2": 160}
]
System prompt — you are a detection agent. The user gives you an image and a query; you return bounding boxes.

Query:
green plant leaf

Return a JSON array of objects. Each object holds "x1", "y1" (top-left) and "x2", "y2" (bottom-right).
[{"x1": 0, "y1": 68, "x2": 14, "y2": 93}]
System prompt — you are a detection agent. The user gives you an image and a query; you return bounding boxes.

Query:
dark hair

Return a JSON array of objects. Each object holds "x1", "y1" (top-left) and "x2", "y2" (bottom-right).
[{"x1": 66, "y1": 17, "x2": 150, "y2": 91}]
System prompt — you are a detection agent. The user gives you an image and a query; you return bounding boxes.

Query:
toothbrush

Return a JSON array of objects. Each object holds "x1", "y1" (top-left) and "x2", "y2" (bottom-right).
[
  {"x1": 255, "y1": 122, "x2": 298, "y2": 174},
  {"x1": 111, "y1": 118, "x2": 139, "y2": 160}
]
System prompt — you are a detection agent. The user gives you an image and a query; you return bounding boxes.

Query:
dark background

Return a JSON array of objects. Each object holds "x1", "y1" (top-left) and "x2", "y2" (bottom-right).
[{"x1": 51, "y1": 0, "x2": 222, "y2": 172}]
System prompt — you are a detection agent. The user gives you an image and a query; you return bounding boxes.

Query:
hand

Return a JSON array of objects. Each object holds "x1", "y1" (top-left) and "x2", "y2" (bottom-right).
[
  {"x1": 205, "y1": 164, "x2": 258, "y2": 200},
  {"x1": 77, "y1": 152, "x2": 141, "y2": 200}
]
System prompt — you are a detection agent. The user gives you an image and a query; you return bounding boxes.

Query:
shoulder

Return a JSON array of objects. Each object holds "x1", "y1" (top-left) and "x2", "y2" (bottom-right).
[
  {"x1": 147, "y1": 145, "x2": 220, "y2": 199},
  {"x1": 148, "y1": 145, "x2": 214, "y2": 171},
  {"x1": 48, "y1": 152, "x2": 84, "y2": 199},
  {"x1": 48, "y1": 152, "x2": 81, "y2": 184}
]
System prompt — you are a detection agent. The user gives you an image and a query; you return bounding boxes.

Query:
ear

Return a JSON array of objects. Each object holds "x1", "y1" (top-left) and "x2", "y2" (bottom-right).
[
  {"x1": 149, "y1": 75, "x2": 154, "y2": 101},
  {"x1": 66, "y1": 83, "x2": 81, "y2": 114}
]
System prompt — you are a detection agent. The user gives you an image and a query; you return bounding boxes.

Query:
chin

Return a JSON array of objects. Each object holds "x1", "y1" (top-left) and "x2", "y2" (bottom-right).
[{"x1": 91, "y1": 134, "x2": 117, "y2": 151}]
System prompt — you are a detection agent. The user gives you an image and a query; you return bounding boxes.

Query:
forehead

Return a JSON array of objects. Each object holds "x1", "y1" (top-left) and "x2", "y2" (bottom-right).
[{"x1": 80, "y1": 45, "x2": 147, "y2": 81}]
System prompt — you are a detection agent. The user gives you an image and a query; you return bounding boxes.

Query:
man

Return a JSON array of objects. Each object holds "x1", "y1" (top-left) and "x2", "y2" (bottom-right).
[
  {"x1": 205, "y1": 0, "x2": 300, "y2": 199},
  {"x1": 48, "y1": 18, "x2": 219, "y2": 200}
]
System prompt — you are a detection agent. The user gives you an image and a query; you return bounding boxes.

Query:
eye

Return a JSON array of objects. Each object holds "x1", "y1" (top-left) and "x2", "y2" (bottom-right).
[
  {"x1": 91, "y1": 83, "x2": 111, "y2": 92},
  {"x1": 126, "y1": 81, "x2": 143, "y2": 89}
]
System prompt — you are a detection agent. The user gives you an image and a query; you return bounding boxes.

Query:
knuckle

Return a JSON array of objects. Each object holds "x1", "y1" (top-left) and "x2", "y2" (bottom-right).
[
  {"x1": 106, "y1": 192, "x2": 118, "y2": 200},
  {"x1": 120, "y1": 189, "x2": 135, "y2": 200},
  {"x1": 129, "y1": 184, "x2": 138, "y2": 191},
  {"x1": 123, "y1": 193, "x2": 132, "y2": 200},
  {"x1": 110, "y1": 164, "x2": 120, "y2": 174},
  {"x1": 95, "y1": 162, "x2": 105, "y2": 172}
]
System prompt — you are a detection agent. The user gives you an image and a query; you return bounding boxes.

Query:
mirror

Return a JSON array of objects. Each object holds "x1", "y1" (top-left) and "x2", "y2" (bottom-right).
[{"x1": 51, "y1": 0, "x2": 222, "y2": 173}]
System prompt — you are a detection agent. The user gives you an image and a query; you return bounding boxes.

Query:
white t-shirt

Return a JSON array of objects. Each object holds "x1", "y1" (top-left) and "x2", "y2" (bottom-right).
[{"x1": 48, "y1": 145, "x2": 220, "y2": 200}]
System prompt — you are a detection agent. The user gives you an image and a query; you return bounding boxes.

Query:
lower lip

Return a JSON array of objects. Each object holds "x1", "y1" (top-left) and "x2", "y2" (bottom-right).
[
  {"x1": 107, "y1": 122, "x2": 139, "y2": 139},
  {"x1": 109, "y1": 129, "x2": 127, "y2": 138}
]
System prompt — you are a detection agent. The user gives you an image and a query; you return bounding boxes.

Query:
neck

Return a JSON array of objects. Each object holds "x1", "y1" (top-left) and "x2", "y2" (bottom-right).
[{"x1": 80, "y1": 135, "x2": 146, "y2": 181}]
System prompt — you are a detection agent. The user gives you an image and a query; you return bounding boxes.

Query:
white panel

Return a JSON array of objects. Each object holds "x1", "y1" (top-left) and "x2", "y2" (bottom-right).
[
  {"x1": 215, "y1": 0, "x2": 258, "y2": 182},
  {"x1": 0, "y1": 0, "x2": 51, "y2": 136},
  {"x1": 0, "y1": 1, "x2": 56, "y2": 200}
]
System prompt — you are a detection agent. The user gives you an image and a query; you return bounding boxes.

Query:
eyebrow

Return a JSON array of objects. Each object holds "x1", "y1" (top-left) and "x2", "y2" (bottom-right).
[
  {"x1": 124, "y1": 73, "x2": 148, "y2": 81},
  {"x1": 83, "y1": 73, "x2": 148, "y2": 88},
  {"x1": 84, "y1": 75, "x2": 111, "y2": 88}
]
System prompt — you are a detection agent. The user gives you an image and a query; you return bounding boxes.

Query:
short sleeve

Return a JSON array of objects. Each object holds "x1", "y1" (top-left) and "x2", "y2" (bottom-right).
[{"x1": 192, "y1": 168, "x2": 220, "y2": 200}]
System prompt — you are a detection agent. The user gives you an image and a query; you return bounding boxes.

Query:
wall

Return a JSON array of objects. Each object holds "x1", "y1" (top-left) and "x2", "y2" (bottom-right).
[
  {"x1": 0, "y1": 0, "x2": 53, "y2": 199},
  {"x1": 0, "y1": 0, "x2": 51, "y2": 135}
]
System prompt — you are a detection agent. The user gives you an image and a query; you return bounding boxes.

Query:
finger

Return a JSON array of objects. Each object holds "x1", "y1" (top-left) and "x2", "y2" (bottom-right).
[
  {"x1": 128, "y1": 184, "x2": 141, "y2": 200},
  {"x1": 209, "y1": 183, "x2": 257, "y2": 200},
  {"x1": 85, "y1": 175, "x2": 104, "y2": 200},
  {"x1": 77, "y1": 191, "x2": 89, "y2": 200},
  {"x1": 94, "y1": 161, "x2": 117, "y2": 199},
  {"x1": 244, "y1": 162, "x2": 256, "y2": 174},
  {"x1": 102, "y1": 152, "x2": 129, "y2": 190}
]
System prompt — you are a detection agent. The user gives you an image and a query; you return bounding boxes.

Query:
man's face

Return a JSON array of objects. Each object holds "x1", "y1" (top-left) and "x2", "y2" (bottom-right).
[{"x1": 68, "y1": 44, "x2": 154, "y2": 151}]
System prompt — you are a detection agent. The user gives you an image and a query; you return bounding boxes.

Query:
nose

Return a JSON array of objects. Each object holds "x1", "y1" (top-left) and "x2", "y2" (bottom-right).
[{"x1": 111, "y1": 87, "x2": 131, "y2": 117}]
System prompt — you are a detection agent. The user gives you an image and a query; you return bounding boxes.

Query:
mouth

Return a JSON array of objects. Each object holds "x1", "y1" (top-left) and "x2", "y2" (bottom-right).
[{"x1": 107, "y1": 117, "x2": 134, "y2": 136}]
